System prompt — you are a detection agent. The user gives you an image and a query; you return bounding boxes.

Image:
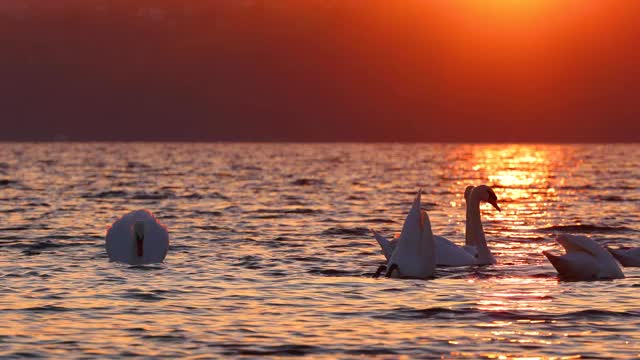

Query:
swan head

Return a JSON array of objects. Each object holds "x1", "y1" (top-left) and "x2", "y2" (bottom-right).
[
  {"x1": 134, "y1": 221, "x2": 145, "y2": 257},
  {"x1": 472, "y1": 185, "x2": 501, "y2": 212},
  {"x1": 464, "y1": 186, "x2": 474, "y2": 202}
]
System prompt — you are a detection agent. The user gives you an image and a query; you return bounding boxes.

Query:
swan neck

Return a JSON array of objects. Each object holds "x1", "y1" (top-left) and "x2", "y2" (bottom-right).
[
  {"x1": 136, "y1": 236, "x2": 144, "y2": 257},
  {"x1": 464, "y1": 197, "x2": 473, "y2": 246},
  {"x1": 134, "y1": 232, "x2": 144, "y2": 259},
  {"x1": 467, "y1": 193, "x2": 492, "y2": 261}
]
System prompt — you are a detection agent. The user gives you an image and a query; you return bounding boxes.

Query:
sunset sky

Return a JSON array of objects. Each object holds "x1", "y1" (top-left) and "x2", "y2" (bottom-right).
[{"x1": 1, "y1": 0, "x2": 639, "y2": 141}]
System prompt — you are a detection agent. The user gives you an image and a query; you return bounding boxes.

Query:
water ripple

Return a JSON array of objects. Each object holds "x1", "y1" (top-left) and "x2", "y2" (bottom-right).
[{"x1": 0, "y1": 143, "x2": 638, "y2": 358}]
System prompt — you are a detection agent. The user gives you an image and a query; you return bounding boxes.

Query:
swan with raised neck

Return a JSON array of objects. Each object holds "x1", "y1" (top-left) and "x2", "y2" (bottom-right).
[
  {"x1": 372, "y1": 184, "x2": 500, "y2": 266},
  {"x1": 465, "y1": 185, "x2": 500, "y2": 265}
]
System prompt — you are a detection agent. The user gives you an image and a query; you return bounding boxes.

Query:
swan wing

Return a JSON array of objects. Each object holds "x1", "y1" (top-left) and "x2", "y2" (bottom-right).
[
  {"x1": 434, "y1": 236, "x2": 476, "y2": 266},
  {"x1": 372, "y1": 230, "x2": 395, "y2": 261},
  {"x1": 547, "y1": 234, "x2": 624, "y2": 280},
  {"x1": 462, "y1": 245, "x2": 478, "y2": 258},
  {"x1": 106, "y1": 211, "x2": 141, "y2": 264},
  {"x1": 397, "y1": 191, "x2": 422, "y2": 245},
  {"x1": 543, "y1": 251, "x2": 600, "y2": 280},
  {"x1": 387, "y1": 191, "x2": 435, "y2": 278},
  {"x1": 141, "y1": 214, "x2": 169, "y2": 263}
]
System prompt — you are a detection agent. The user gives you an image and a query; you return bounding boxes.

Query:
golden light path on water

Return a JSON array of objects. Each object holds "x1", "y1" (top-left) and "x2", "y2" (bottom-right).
[{"x1": 0, "y1": 143, "x2": 638, "y2": 358}]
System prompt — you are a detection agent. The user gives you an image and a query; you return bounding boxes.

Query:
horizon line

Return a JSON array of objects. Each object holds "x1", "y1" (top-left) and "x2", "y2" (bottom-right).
[{"x1": 0, "y1": 140, "x2": 638, "y2": 145}]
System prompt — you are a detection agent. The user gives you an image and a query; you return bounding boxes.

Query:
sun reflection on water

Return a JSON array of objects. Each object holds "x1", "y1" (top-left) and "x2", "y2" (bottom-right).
[{"x1": 476, "y1": 276, "x2": 555, "y2": 313}]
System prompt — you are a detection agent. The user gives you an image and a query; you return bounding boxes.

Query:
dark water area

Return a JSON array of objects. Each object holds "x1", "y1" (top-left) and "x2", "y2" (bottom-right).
[{"x1": 0, "y1": 143, "x2": 638, "y2": 358}]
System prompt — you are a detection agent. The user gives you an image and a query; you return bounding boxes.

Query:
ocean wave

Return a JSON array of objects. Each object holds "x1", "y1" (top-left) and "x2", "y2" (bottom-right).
[
  {"x1": 141, "y1": 334, "x2": 187, "y2": 342},
  {"x1": 594, "y1": 195, "x2": 636, "y2": 202},
  {"x1": 121, "y1": 289, "x2": 166, "y2": 301},
  {"x1": 346, "y1": 195, "x2": 367, "y2": 200},
  {"x1": 182, "y1": 192, "x2": 230, "y2": 200},
  {"x1": 326, "y1": 241, "x2": 371, "y2": 249},
  {"x1": 0, "y1": 179, "x2": 25, "y2": 189},
  {"x1": 560, "y1": 184, "x2": 637, "y2": 191},
  {"x1": 387, "y1": 201, "x2": 438, "y2": 209},
  {"x1": 361, "y1": 218, "x2": 396, "y2": 223},
  {"x1": 131, "y1": 191, "x2": 176, "y2": 200},
  {"x1": 233, "y1": 255, "x2": 264, "y2": 270},
  {"x1": 374, "y1": 306, "x2": 640, "y2": 322},
  {"x1": 0, "y1": 208, "x2": 26, "y2": 213},
  {"x1": 81, "y1": 190, "x2": 128, "y2": 199},
  {"x1": 22, "y1": 305, "x2": 73, "y2": 313},
  {"x1": 307, "y1": 268, "x2": 360, "y2": 277},
  {"x1": 82, "y1": 190, "x2": 177, "y2": 200},
  {"x1": 126, "y1": 161, "x2": 152, "y2": 169},
  {"x1": 0, "y1": 224, "x2": 50, "y2": 232},
  {"x1": 15, "y1": 239, "x2": 94, "y2": 255},
  {"x1": 193, "y1": 210, "x2": 223, "y2": 217},
  {"x1": 194, "y1": 225, "x2": 224, "y2": 231},
  {"x1": 25, "y1": 202, "x2": 51, "y2": 207},
  {"x1": 538, "y1": 224, "x2": 635, "y2": 233},
  {"x1": 253, "y1": 208, "x2": 322, "y2": 216},
  {"x1": 291, "y1": 178, "x2": 325, "y2": 186},
  {"x1": 321, "y1": 227, "x2": 370, "y2": 237},
  {"x1": 222, "y1": 344, "x2": 322, "y2": 356}
]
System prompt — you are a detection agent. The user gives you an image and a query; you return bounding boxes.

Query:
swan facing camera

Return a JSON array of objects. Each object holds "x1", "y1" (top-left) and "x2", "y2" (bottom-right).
[{"x1": 105, "y1": 209, "x2": 169, "y2": 265}]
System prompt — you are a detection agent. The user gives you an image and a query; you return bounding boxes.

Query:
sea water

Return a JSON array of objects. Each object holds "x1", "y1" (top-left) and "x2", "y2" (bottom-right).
[{"x1": 0, "y1": 143, "x2": 638, "y2": 358}]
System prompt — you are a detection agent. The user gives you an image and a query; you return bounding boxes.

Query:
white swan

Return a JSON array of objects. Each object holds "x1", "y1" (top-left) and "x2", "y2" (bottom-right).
[
  {"x1": 543, "y1": 234, "x2": 624, "y2": 280},
  {"x1": 373, "y1": 185, "x2": 501, "y2": 266},
  {"x1": 607, "y1": 246, "x2": 640, "y2": 267},
  {"x1": 373, "y1": 186, "x2": 475, "y2": 265},
  {"x1": 383, "y1": 190, "x2": 436, "y2": 279},
  {"x1": 105, "y1": 209, "x2": 169, "y2": 265}
]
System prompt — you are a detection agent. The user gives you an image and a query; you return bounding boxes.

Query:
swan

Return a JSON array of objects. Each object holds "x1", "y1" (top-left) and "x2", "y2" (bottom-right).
[
  {"x1": 382, "y1": 190, "x2": 436, "y2": 279},
  {"x1": 105, "y1": 209, "x2": 169, "y2": 265},
  {"x1": 373, "y1": 185, "x2": 501, "y2": 266},
  {"x1": 606, "y1": 246, "x2": 640, "y2": 267},
  {"x1": 542, "y1": 234, "x2": 624, "y2": 280}
]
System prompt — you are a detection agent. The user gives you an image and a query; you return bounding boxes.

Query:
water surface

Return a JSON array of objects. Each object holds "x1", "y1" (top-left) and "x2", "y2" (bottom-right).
[{"x1": 0, "y1": 143, "x2": 639, "y2": 358}]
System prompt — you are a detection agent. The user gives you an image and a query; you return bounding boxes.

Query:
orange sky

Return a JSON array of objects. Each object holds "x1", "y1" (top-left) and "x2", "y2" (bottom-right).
[{"x1": 1, "y1": 0, "x2": 639, "y2": 141}]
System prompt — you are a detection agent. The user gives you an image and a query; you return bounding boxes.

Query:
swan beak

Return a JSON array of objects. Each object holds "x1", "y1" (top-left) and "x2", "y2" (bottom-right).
[{"x1": 489, "y1": 200, "x2": 501, "y2": 212}]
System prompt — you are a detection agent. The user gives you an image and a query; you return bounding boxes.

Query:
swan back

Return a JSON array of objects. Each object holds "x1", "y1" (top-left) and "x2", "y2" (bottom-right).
[
  {"x1": 106, "y1": 209, "x2": 169, "y2": 265},
  {"x1": 544, "y1": 234, "x2": 623, "y2": 280},
  {"x1": 607, "y1": 247, "x2": 640, "y2": 267},
  {"x1": 543, "y1": 251, "x2": 600, "y2": 280}
]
